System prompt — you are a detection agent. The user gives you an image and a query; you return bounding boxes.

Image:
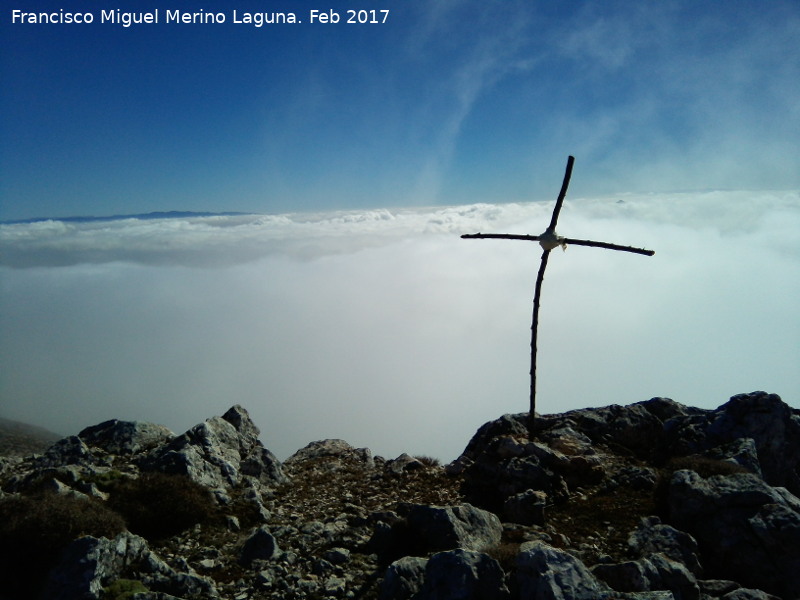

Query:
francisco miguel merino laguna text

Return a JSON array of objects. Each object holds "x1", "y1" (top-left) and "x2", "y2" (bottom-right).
[{"x1": 10, "y1": 8, "x2": 391, "y2": 26}]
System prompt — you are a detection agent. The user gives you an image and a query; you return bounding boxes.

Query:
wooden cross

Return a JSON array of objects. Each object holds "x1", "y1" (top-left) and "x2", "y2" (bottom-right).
[{"x1": 461, "y1": 156, "x2": 655, "y2": 438}]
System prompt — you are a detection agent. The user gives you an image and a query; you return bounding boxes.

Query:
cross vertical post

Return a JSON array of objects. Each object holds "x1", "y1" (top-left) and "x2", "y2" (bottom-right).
[{"x1": 461, "y1": 156, "x2": 654, "y2": 439}]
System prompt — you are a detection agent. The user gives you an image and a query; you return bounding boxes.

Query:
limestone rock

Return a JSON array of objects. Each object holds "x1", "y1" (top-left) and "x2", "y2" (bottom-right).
[
  {"x1": 668, "y1": 470, "x2": 800, "y2": 599},
  {"x1": 459, "y1": 429, "x2": 570, "y2": 514},
  {"x1": 627, "y1": 517, "x2": 702, "y2": 576},
  {"x1": 42, "y1": 532, "x2": 217, "y2": 600},
  {"x1": 3, "y1": 395, "x2": 798, "y2": 600},
  {"x1": 386, "y1": 453, "x2": 425, "y2": 474},
  {"x1": 662, "y1": 392, "x2": 800, "y2": 495},
  {"x1": 551, "y1": 402, "x2": 667, "y2": 459},
  {"x1": 704, "y1": 437, "x2": 763, "y2": 477},
  {"x1": 380, "y1": 556, "x2": 428, "y2": 600},
  {"x1": 721, "y1": 589, "x2": 783, "y2": 600},
  {"x1": 34, "y1": 435, "x2": 97, "y2": 468},
  {"x1": 697, "y1": 580, "x2": 739, "y2": 597},
  {"x1": 591, "y1": 554, "x2": 699, "y2": 600},
  {"x1": 706, "y1": 392, "x2": 800, "y2": 492},
  {"x1": 240, "y1": 526, "x2": 280, "y2": 565},
  {"x1": 516, "y1": 540, "x2": 608, "y2": 600},
  {"x1": 285, "y1": 438, "x2": 374, "y2": 469},
  {"x1": 415, "y1": 549, "x2": 509, "y2": 600},
  {"x1": 503, "y1": 489, "x2": 547, "y2": 526},
  {"x1": 142, "y1": 405, "x2": 286, "y2": 489},
  {"x1": 323, "y1": 547, "x2": 351, "y2": 564},
  {"x1": 405, "y1": 503, "x2": 502, "y2": 553},
  {"x1": 78, "y1": 419, "x2": 174, "y2": 455}
]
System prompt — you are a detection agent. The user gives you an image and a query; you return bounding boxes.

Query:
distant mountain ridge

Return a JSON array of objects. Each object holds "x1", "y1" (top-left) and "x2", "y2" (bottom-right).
[
  {"x1": 1, "y1": 211, "x2": 251, "y2": 225},
  {"x1": 0, "y1": 417, "x2": 62, "y2": 457}
]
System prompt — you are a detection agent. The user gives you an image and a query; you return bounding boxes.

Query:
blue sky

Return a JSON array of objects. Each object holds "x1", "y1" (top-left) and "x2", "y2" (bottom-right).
[{"x1": 3, "y1": 0, "x2": 798, "y2": 221}]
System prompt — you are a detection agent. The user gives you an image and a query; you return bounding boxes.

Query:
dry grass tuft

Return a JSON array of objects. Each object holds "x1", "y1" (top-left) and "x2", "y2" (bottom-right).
[
  {"x1": 414, "y1": 455, "x2": 441, "y2": 467},
  {"x1": 546, "y1": 486, "x2": 656, "y2": 565},
  {"x1": 664, "y1": 455, "x2": 751, "y2": 478}
]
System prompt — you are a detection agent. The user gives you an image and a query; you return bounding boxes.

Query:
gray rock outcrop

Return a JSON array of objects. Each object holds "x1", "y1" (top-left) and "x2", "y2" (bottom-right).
[
  {"x1": 660, "y1": 392, "x2": 800, "y2": 495},
  {"x1": 42, "y1": 532, "x2": 218, "y2": 600},
  {"x1": 381, "y1": 556, "x2": 429, "y2": 600},
  {"x1": 142, "y1": 405, "x2": 286, "y2": 489},
  {"x1": 516, "y1": 540, "x2": 608, "y2": 600},
  {"x1": 239, "y1": 526, "x2": 281, "y2": 565},
  {"x1": 405, "y1": 503, "x2": 502, "y2": 553},
  {"x1": 1, "y1": 392, "x2": 798, "y2": 600},
  {"x1": 417, "y1": 549, "x2": 509, "y2": 600},
  {"x1": 627, "y1": 517, "x2": 702, "y2": 576},
  {"x1": 592, "y1": 554, "x2": 699, "y2": 600},
  {"x1": 667, "y1": 470, "x2": 800, "y2": 599},
  {"x1": 78, "y1": 420, "x2": 174, "y2": 455}
]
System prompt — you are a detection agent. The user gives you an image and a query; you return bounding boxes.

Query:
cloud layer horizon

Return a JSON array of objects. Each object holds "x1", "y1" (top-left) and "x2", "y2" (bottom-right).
[{"x1": 2, "y1": 190, "x2": 798, "y2": 461}]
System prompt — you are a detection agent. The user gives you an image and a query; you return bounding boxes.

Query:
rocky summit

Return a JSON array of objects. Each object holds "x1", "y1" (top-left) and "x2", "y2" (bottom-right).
[{"x1": 1, "y1": 392, "x2": 799, "y2": 600}]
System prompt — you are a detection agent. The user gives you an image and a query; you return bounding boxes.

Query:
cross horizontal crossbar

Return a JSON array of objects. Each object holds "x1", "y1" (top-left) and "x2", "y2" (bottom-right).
[
  {"x1": 460, "y1": 156, "x2": 655, "y2": 440},
  {"x1": 460, "y1": 232, "x2": 655, "y2": 256}
]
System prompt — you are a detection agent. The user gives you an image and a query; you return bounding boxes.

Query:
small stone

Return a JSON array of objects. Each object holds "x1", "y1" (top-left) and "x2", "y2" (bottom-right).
[
  {"x1": 313, "y1": 558, "x2": 335, "y2": 575},
  {"x1": 240, "y1": 526, "x2": 280, "y2": 565},
  {"x1": 226, "y1": 515, "x2": 241, "y2": 531},
  {"x1": 325, "y1": 576, "x2": 347, "y2": 595},
  {"x1": 504, "y1": 489, "x2": 547, "y2": 526},
  {"x1": 256, "y1": 570, "x2": 274, "y2": 587},
  {"x1": 324, "y1": 547, "x2": 351, "y2": 565}
]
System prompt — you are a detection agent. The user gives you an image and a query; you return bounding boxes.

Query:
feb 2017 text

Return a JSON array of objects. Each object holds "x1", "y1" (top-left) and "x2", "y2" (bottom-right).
[{"x1": 10, "y1": 9, "x2": 390, "y2": 27}]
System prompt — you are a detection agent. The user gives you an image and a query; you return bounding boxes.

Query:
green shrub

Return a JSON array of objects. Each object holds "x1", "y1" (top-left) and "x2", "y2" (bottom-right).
[
  {"x1": 0, "y1": 491, "x2": 126, "y2": 598},
  {"x1": 107, "y1": 471, "x2": 217, "y2": 540},
  {"x1": 85, "y1": 469, "x2": 127, "y2": 490},
  {"x1": 102, "y1": 578, "x2": 148, "y2": 599}
]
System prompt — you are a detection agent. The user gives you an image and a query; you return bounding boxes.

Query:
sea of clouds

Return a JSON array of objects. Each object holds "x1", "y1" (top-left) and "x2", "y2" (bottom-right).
[{"x1": 1, "y1": 190, "x2": 798, "y2": 461}]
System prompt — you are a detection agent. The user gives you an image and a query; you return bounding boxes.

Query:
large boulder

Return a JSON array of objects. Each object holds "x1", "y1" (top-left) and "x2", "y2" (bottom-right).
[
  {"x1": 704, "y1": 437, "x2": 763, "y2": 477},
  {"x1": 42, "y1": 532, "x2": 218, "y2": 600},
  {"x1": 627, "y1": 517, "x2": 702, "y2": 576},
  {"x1": 141, "y1": 405, "x2": 286, "y2": 489},
  {"x1": 454, "y1": 399, "x2": 698, "y2": 516},
  {"x1": 720, "y1": 589, "x2": 782, "y2": 600},
  {"x1": 456, "y1": 430, "x2": 574, "y2": 514},
  {"x1": 546, "y1": 402, "x2": 667, "y2": 459},
  {"x1": 705, "y1": 392, "x2": 800, "y2": 493},
  {"x1": 369, "y1": 503, "x2": 502, "y2": 563},
  {"x1": 78, "y1": 420, "x2": 174, "y2": 455},
  {"x1": 661, "y1": 392, "x2": 800, "y2": 495},
  {"x1": 667, "y1": 470, "x2": 800, "y2": 599},
  {"x1": 239, "y1": 526, "x2": 281, "y2": 565},
  {"x1": 503, "y1": 489, "x2": 547, "y2": 526},
  {"x1": 591, "y1": 554, "x2": 699, "y2": 600},
  {"x1": 380, "y1": 556, "x2": 428, "y2": 600},
  {"x1": 516, "y1": 540, "x2": 609, "y2": 600},
  {"x1": 405, "y1": 503, "x2": 502, "y2": 553},
  {"x1": 415, "y1": 549, "x2": 509, "y2": 600},
  {"x1": 285, "y1": 438, "x2": 375, "y2": 469},
  {"x1": 380, "y1": 550, "x2": 509, "y2": 600},
  {"x1": 33, "y1": 436, "x2": 98, "y2": 469},
  {"x1": 514, "y1": 541, "x2": 689, "y2": 600}
]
